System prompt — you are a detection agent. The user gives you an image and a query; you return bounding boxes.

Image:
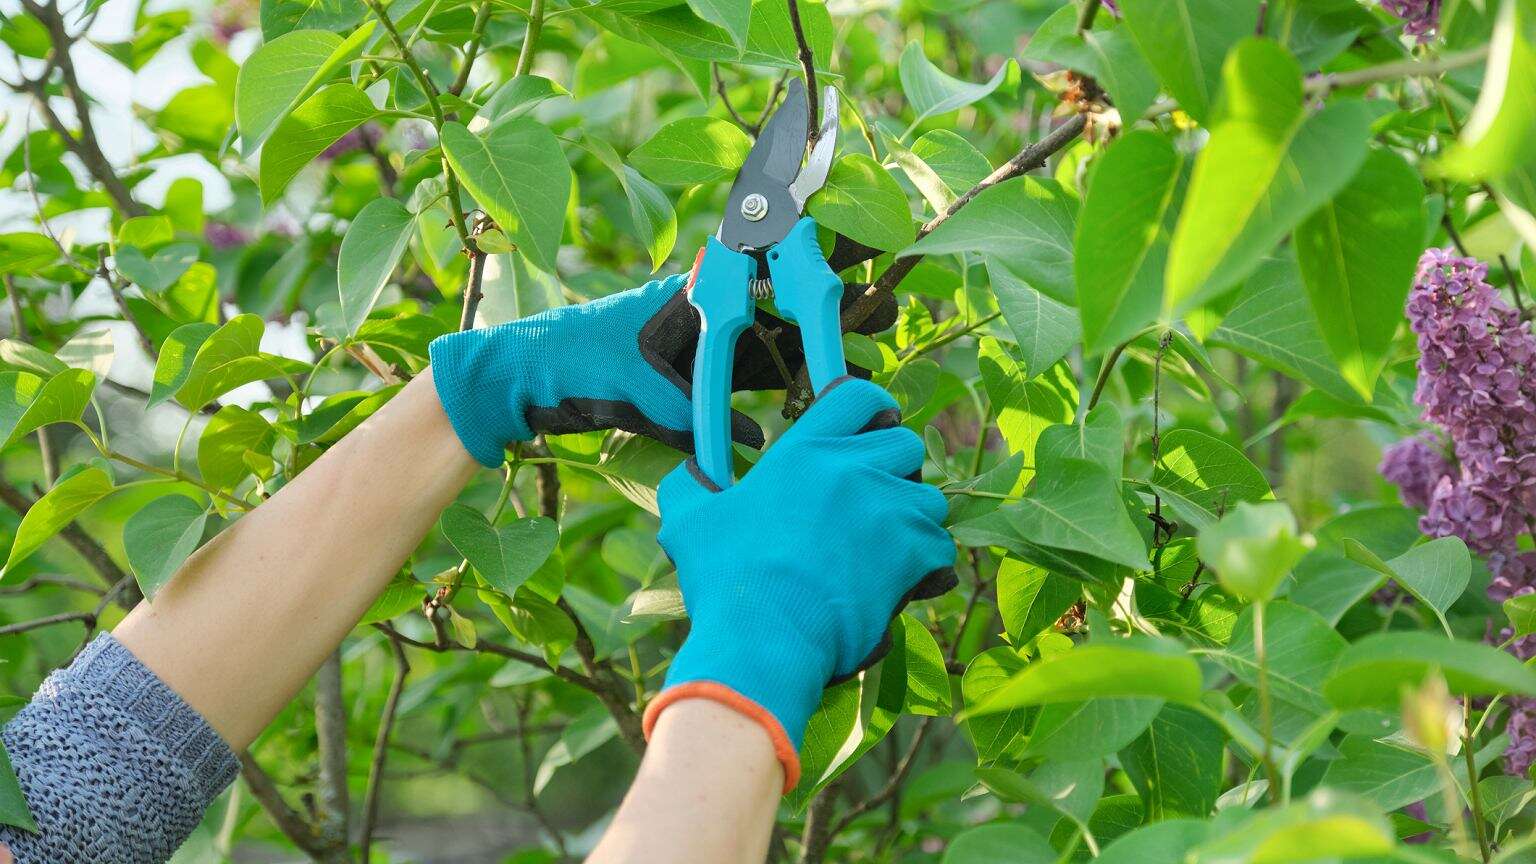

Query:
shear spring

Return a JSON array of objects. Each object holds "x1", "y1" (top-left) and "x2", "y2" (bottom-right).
[{"x1": 750, "y1": 277, "x2": 775, "y2": 300}]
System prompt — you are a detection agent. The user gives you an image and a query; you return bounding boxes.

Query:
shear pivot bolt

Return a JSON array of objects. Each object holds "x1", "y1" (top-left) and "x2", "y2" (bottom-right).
[{"x1": 741, "y1": 193, "x2": 769, "y2": 222}]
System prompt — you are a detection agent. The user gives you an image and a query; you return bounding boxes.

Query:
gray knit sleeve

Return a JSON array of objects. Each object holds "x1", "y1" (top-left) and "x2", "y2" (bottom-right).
[{"x1": 0, "y1": 633, "x2": 239, "y2": 864}]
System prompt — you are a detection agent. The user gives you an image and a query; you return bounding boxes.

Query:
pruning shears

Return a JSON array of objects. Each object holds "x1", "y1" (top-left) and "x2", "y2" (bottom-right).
[{"x1": 687, "y1": 79, "x2": 844, "y2": 488}]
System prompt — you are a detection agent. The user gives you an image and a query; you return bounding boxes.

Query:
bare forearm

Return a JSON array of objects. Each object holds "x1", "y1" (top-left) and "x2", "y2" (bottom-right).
[
  {"x1": 113, "y1": 370, "x2": 478, "y2": 748},
  {"x1": 587, "y1": 699, "x2": 782, "y2": 864}
]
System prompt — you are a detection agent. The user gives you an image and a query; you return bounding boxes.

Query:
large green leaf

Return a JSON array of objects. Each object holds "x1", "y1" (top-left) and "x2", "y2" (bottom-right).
[
  {"x1": 806, "y1": 154, "x2": 915, "y2": 252},
  {"x1": 198, "y1": 406, "x2": 276, "y2": 492},
  {"x1": 906, "y1": 178, "x2": 1077, "y2": 304},
  {"x1": 1120, "y1": 703, "x2": 1226, "y2": 819},
  {"x1": 1118, "y1": 0, "x2": 1263, "y2": 123},
  {"x1": 234, "y1": 24, "x2": 373, "y2": 155},
  {"x1": 898, "y1": 41, "x2": 1017, "y2": 134},
  {"x1": 941, "y1": 823, "x2": 1057, "y2": 864},
  {"x1": 440, "y1": 504, "x2": 560, "y2": 597},
  {"x1": 1216, "y1": 601, "x2": 1346, "y2": 715},
  {"x1": 1035, "y1": 403, "x2": 1123, "y2": 477},
  {"x1": 900, "y1": 130, "x2": 993, "y2": 212},
  {"x1": 115, "y1": 242, "x2": 199, "y2": 292},
  {"x1": 260, "y1": 0, "x2": 367, "y2": 38},
  {"x1": 686, "y1": 0, "x2": 750, "y2": 49},
  {"x1": 987, "y1": 260, "x2": 1080, "y2": 377},
  {"x1": 962, "y1": 647, "x2": 1032, "y2": 762},
  {"x1": 1294, "y1": 148, "x2": 1424, "y2": 399},
  {"x1": 1076, "y1": 130, "x2": 1180, "y2": 352},
  {"x1": 1152, "y1": 428, "x2": 1272, "y2": 521},
  {"x1": 1343, "y1": 536, "x2": 1470, "y2": 626},
  {"x1": 2, "y1": 368, "x2": 96, "y2": 449},
  {"x1": 1006, "y1": 458, "x2": 1147, "y2": 570},
  {"x1": 1187, "y1": 791, "x2": 1394, "y2": 863},
  {"x1": 149, "y1": 322, "x2": 217, "y2": 407},
  {"x1": 969, "y1": 643, "x2": 1201, "y2": 716},
  {"x1": 1325, "y1": 632, "x2": 1536, "y2": 708},
  {"x1": 996, "y1": 557, "x2": 1080, "y2": 645},
  {"x1": 1028, "y1": 698, "x2": 1165, "y2": 761},
  {"x1": 628, "y1": 116, "x2": 753, "y2": 186},
  {"x1": 259, "y1": 82, "x2": 376, "y2": 205},
  {"x1": 441, "y1": 119, "x2": 572, "y2": 273},
  {"x1": 977, "y1": 338, "x2": 1077, "y2": 473},
  {"x1": 586, "y1": 136, "x2": 677, "y2": 271},
  {"x1": 164, "y1": 315, "x2": 308, "y2": 411},
  {"x1": 1164, "y1": 39, "x2": 1372, "y2": 313},
  {"x1": 1097, "y1": 820, "x2": 1211, "y2": 864},
  {"x1": 1319, "y1": 735, "x2": 1442, "y2": 812},
  {"x1": 1, "y1": 466, "x2": 114, "y2": 578},
  {"x1": 1439, "y1": 0, "x2": 1536, "y2": 182},
  {"x1": 338, "y1": 197, "x2": 416, "y2": 337},
  {"x1": 125, "y1": 495, "x2": 210, "y2": 600}
]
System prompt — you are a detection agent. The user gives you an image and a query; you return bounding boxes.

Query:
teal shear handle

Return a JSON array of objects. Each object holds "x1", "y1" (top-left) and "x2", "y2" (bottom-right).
[
  {"x1": 770, "y1": 218, "x2": 847, "y2": 394},
  {"x1": 687, "y1": 237, "x2": 756, "y2": 489}
]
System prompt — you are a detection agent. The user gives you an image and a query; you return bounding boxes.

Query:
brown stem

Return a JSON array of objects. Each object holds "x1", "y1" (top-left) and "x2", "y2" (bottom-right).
[
  {"x1": 786, "y1": 0, "x2": 819, "y2": 145},
  {"x1": 460, "y1": 215, "x2": 492, "y2": 331},
  {"x1": 239, "y1": 753, "x2": 337, "y2": 862},
  {"x1": 798, "y1": 781, "x2": 841, "y2": 864},
  {"x1": 828, "y1": 718, "x2": 933, "y2": 839},
  {"x1": 313, "y1": 652, "x2": 350, "y2": 855},
  {"x1": 713, "y1": 64, "x2": 756, "y2": 135},
  {"x1": 360, "y1": 635, "x2": 410, "y2": 864},
  {"x1": 1076, "y1": 0, "x2": 1103, "y2": 32},
  {"x1": 1086, "y1": 336, "x2": 1133, "y2": 410}
]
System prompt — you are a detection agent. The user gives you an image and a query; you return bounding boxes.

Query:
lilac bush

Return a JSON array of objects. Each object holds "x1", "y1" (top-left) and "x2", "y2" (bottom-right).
[{"x1": 1381, "y1": 248, "x2": 1536, "y2": 771}]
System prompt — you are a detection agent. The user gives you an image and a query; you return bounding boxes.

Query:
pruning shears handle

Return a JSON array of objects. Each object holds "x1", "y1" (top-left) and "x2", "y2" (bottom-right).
[
  {"x1": 687, "y1": 237, "x2": 756, "y2": 490},
  {"x1": 770, "y1": 217, "x2": 847, "y2": 395}
]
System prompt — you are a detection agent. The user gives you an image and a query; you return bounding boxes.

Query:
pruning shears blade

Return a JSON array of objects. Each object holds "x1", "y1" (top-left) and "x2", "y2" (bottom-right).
[
  {"x1": 789, "y1": 86, "x2": 839, "y2": 212},
  {"x1": 719, "y1": 80, "x2": 810, "y2": 252}
]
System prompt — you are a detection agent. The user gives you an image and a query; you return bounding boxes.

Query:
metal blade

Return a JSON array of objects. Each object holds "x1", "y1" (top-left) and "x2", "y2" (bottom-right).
[
  {"x1": 718, "y1": 79, "x2": 810, "y2": 250},
  {"x1": 788, "y1": 85, "x2": 839, "y2": 212}
]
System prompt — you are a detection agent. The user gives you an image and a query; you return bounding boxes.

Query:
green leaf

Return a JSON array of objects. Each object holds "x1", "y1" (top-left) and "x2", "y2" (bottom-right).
[
  {"x1": 0, "y1": 233, "x2": 62, "y2": 276},
  {"x1": 1217, "y1": 600, "x2": 1346, "y2": 714},
  {"x1": 0, "y1": 740, "x2": 36, "y2": 832},
  {"x1": 259, "y1": 82, "x2": 376, "y2": 205},
  {"x1": 1506, "y1": 592, "x2": 1536, "y2": 637},
  {"x1": 478, "y1": 75, "x2": 570, "y2": 127},
  {"x1": 1036, "y1": 403, "x2": 1124, "y2": 477},
  {"x1": 1438, "y1": 0, "x2": 1536, "y2": 182},
  {"x1": 685, "y1": 0, "x2": 750, "y2": 49},
  {"x1": 260, "y1": 0, "x2": 367, "y2": 38},
  {"x1": 790, "y1": 679, "x2": 860, "y2": 797},
  {"x1": 1118, "y1": 0, "x2": 1263, "y2": 123},
  {"x1": 806, "y1": 154, "x2": 915, "y2": 252},
  {"x1": 898, "y1": 41, "x2": 1017, "y2": 134},
  {"x1": 1, "y1": 467, "x2": 114, "y2": 578},
  {"x1": 124, "y1": 495, "x2": 209, "y2": 600},
  {"x1": 441, "y1": 119, "x2": 572, "y2": 273},
  {"x1": 968, "y1": 643, "x2": 1201, "y2": 716},
  {"x1": 1294, "y1": 147, "x2": 1424, "y2": 399},
  {"x1": 941, "y1": 823, "x2": 1057, "y2": 864},
  {"x1": 906, "y1": 178, "x2": 1077, "y2": 304},
  {"x1": 1188, "y1": 790, "x2": 1394, "y2": 863},
  {"x1": 977, "y1": 337, "x2": 1077, "y2": 473},
  {"x1": 533, "y1": 707, "x2": 618, "y2": 794},
  {"x1": 1076, "y1": 130, "x2": 1180, "y2": 352},
  {"x1": 1097, "y1": 820, "x2": 1211, "y2": 864},
  {"x1": 585, "y1": 136, "x2": 678, "y2": 271},
  {"x1": 1325, "y1": 632, "x2": 1536, "y2": 709},
  {"x1": 1164, "y1": 39, "x2": 1373, "y2": 313},
  {"x1": 1208, "y1": 254, "x2": 1362, "y2": 403},
  {"x1": 1028, "y1": 698, "x2": 1164, "y2": 761},
  {"x1": 962, "y1": 647, "x2": 1032, "y2": 761},
  {"x1": 988, "y1": 260, "x2": 1080, "y2": 378},
  {"x1": 628, "y1": 116, "x2": 753, "y2": 185},
  {"x1": 900, "y1": 130, "x2": 993, "y2": 212},
  {"x1": 1152, "y1": 428, "x2": 1272, "y2": 521},
  {"x1": 1, "y1": 367, "x2": 95, "y2": 450},
  {"x1": 1197, "y1": 502, "x2": 1311, "y2": 602},
  {"x1": 996, "y1": 557, "x2": 1079, "y2": 645},
  {"x1": 198, "y1": 406, "x2": 275, "y2": 492},
  {"x1": 149, "y1": 322, "x2": 217, "y2": 407},
  {"x1": 440, "y1": 504, "x2": 560, "y2": 597},
  {"x1": 1120, "y1": 703, "x2": 1226, "y2": 819},
  {"x1": 1319, "y1": 735, "x2": 1442, "y2": 812},
  {"x1": 1008, "y1": 458, "x2": 1148, "y2": 571},
  {"x1": 1344, "y1": 536, "x2": 1470, "y2": 624},
  {"x1": 338, "y1": 197, "x2": 416, "y2": 337},
  {"x1": 889, "y1": 613, "x2": 951, "y2": 716},
  {"x1": 172, "y1": 314, "x2": 307, "y2": 411},
  {"x1": 115, "y1": 242, "x2": 199, "y2": 292},
  {"x1": 979, "y1": 759, "x2": 1104, "y2": 827},
  {"x1": 234, "y1": 24, "x2": 374, "y2": 155}
]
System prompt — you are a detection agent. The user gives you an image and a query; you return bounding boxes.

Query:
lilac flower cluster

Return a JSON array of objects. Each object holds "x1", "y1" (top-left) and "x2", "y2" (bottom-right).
[
  {"x1": 1379, "y1": 248, "x2": 1536, "y2": 773},
  {"x1": 1381, "y1": 0, "x2": 1441, "y2": 42},
  {"x1": 204, "y1": 222, "x2": 249, "y2": 251}
]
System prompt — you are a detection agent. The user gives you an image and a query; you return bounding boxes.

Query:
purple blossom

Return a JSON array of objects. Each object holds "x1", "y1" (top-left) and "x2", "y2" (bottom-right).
[
  {"x1": 204, "y1": 222, "x2": 249, "y2": 251},
  {"x1": 1382, "y1": 0, "x2": 1441, "y2": 42},
  {"x1": 1379, "y1": 248, "x2": 1536, "y2": 774},
  {"x1": 319, "y1": 124, "x2": 382, "y2": 161},
  {"x1": 1507, "y1": 698, "x2": 1536, "y2": 777}
]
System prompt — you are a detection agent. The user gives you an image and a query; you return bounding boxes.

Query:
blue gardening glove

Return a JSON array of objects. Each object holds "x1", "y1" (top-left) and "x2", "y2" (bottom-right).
[
  {"x1": 428, "y1": 274, "x2": 898, "y2": 467},
  {"x1": 642, "y1": 378, "x2": 957, "y2": 791}
]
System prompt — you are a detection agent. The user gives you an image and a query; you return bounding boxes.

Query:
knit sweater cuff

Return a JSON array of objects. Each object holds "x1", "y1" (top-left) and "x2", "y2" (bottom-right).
[{"x1": 62, "y1": 634, "x2": 239, "y2": 803}]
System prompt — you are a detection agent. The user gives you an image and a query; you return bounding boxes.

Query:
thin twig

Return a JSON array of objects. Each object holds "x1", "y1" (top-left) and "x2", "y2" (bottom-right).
[
  {"x1": 449, "y1": 0, "x2": 493, "y2": 97},
  {"x1": 1076, "y1": 0, "x2": 1103, "y2": 32},
  {"x1": 97, "y1": 249, "x2": 157, "y2": 360},
  {"x1": 239, "y1": 753, "x2": 335, "y2": 861},
  {"x1": 1086, "y1": 335, "x2": 1133, "y2": 410},
  {"x1": 1498, "y1": 253, "x2": 1528, "y2": 317},
  {"x1": 460, "y1": 214, "x2": 492, "y2": 330},
  {"x1": 713, "y1": 64, "x2": 756, "y2": 134},
  {"x1": 360, "y1": 635, "x2": 410, "y2": 864},
  {"x1": 0, "y1": 610, "x2": 92, "y2": 636},
  {"x1": 1308, "y1": 44, "x2": 1489, "y2": 95},
  {"x1": 786, "y1": 0, "x2": 819, "y2": 144}
]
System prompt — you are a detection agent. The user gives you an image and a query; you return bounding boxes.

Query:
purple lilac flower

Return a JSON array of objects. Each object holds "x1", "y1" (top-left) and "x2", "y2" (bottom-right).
[
  {"x1": 319, "y1": 124, "x2": 382, "y2": 161},
  {"x1": 205, "y1": 222, "x2": 249, "y2": 251},
  {"x1": 1382, "y1": 0, "x2": 1441, "y2": 42},
  {"x1": 1380, "y1": 248, "x2": 1536, "y2": 774},
  {"x1": 1380, "y1": 433, "x2": 1453, "y2": 510}
]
